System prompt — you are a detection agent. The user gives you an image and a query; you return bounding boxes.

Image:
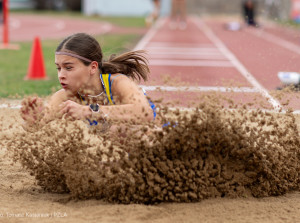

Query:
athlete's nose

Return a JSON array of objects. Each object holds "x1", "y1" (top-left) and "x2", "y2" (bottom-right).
[{"x1": 58, "y1": 69, "x2": 66, "y2": 81}]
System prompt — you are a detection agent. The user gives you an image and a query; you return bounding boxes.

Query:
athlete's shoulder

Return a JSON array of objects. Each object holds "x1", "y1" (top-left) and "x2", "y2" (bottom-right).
[
  {"x1": 52, "y1": 89, "x2": 68, "y2": 100},
  {"x1": 111, "y1": 73, "x2": 127, "y2": 78},
  {"x1": 48, "y1": 89, "x2": 69, "y2": 107},
  {"x1": 111, "y1": 73, "x2": 129, "y2": 83}
]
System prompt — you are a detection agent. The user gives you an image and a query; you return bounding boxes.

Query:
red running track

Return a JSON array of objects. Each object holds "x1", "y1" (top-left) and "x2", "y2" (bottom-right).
[
  {"x1": 136, "y1": 16, "x2": 300, "y2": 112},
  {"x1": 0, "y1": 14, "x2": 112, "y2": 42}
]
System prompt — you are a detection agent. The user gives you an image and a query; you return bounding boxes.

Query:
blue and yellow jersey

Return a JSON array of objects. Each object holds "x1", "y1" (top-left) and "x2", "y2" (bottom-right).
[
  {"x1": 80, "y1": 73, "x2": 156, "y2": 126},
  {"x1": 100, "y1": 73, "x2": 115, "y2": 105}
]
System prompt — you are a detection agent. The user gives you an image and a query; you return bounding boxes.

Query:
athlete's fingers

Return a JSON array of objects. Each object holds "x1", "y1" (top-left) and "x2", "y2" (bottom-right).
[
  {"x1": 60, "y1": 101, "x2": 74, "y2": 115},
  {"x1": 59, "y1": 100, "x2": 69, "y2": 110},
  {"x1": 20, "y1": 112, "x2": 28, "y2": 121},
  {"x1": 29, "y1": 97, "x2": 37, "y2": 105},
  {"x1": 20, "y1": 106, "x2": 28, "y2": 115},
  {"x1": 61, "y1": 100, "x2": 73, "y2": 108},
  {"x1": 62, "y1": 101, "x2": 77, "y2": 113},
  {"x1": 59, "y1": 101, "x2": 84, "y2": 121},
  {"x1": 26, "y1": 98, "x2": 38, "y2": 110},
  {"x1": 58, "y1": 104, "x2": 66, "y2": 116},
  {"x1": 21, "y1": 97, "x2": 42, "y2": 114},
  {"x1": 60, "y1": 105, "x2": 69, "y2": 115}
]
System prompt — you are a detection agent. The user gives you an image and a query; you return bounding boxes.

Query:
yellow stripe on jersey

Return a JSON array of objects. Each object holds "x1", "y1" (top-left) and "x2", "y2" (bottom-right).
[{"x1": 101, "y1": 74, "x2": 114, "y2": 105}]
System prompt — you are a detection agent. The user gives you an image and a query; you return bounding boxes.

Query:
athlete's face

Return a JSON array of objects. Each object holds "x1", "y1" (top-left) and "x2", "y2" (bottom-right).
[{"x1": 55, "y1": 55, "x2": 91, "y2": 94}]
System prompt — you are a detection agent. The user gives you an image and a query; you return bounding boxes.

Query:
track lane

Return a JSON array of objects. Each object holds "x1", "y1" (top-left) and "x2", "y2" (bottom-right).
[{"x1": 139, "y1": 17, "x2": 286, "y2": 110}]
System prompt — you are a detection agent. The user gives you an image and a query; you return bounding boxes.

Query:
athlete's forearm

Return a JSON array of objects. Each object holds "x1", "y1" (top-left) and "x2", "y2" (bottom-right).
[{"x1": 90, "y1": 103, "x2": 154, "y2": 124}]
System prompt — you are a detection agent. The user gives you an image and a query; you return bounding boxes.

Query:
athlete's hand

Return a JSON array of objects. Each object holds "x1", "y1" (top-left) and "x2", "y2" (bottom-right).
[
  {"x1": 60, "y1": 100, "x2": 91, "y2": 120},
  {"x1": 20, "y1": 97, "x2": 44, "y2": 124}
]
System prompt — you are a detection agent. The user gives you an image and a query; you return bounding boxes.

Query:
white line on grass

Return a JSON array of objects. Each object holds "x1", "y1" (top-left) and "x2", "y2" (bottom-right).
[{"x1": 193, "y1": 17, "x2": 283, "y2": 111}]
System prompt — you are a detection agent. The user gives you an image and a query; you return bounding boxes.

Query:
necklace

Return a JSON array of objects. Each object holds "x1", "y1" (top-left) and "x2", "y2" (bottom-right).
[{"x1": 77, "y1": 90, "x2": 105, "y2": 98}]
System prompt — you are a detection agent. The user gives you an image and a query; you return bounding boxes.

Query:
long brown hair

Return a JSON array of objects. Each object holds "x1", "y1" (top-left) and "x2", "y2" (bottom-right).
[{"x1": 56, "y1": 33, "x2": 149, "y2": 82}]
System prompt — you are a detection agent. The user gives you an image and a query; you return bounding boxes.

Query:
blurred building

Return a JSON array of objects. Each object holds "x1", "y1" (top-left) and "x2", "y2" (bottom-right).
[
  {"x1": 7, "y1": 0, "x2": 293, "y2": 21},
  {"x1": 10, "y1": 0, "x2": 34, "y2": 9},
  {"x1": 82, "y1": 0, "x2": 171, "y2": 17},
  {"x1": 82, "y1": 0, "x2": 291, "y2": 21},
  {"x1": 9, "y1": 0, "x2": 78, "y2": 10}
]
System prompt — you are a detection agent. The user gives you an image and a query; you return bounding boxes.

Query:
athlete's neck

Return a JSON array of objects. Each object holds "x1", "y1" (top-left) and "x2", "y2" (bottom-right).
[{"x1": 78, "y1": 75, "x2": 104, "y2": 97}]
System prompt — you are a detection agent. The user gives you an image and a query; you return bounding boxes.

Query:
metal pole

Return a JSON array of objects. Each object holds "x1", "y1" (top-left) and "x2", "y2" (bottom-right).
[{"x1": 3, "y1": 0, "x2": 8, "y2": 46}]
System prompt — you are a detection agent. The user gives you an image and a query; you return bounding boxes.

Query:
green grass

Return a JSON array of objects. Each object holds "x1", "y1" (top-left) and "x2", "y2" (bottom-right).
[
  {"x1": 0, "y1": 11, "x2": 146, "y2": 98},
  {"x1": 0, "y1": 33, "x2": 142, "y2": 98},
  {"x1": 277, "y1": 20, "x2": 300, "y2": 29}
]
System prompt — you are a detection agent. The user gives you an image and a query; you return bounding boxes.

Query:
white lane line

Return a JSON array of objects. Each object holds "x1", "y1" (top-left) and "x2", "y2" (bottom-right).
[
  {"x1": 193, "y1": 17, "x2": 283, "y2": 111},
  {"x1": 141, "y1": 85, "x2": 259, "y2": 93},
  {"x1": 146, "y1": 50, "x2": 224, "y2": 56},
  {"x1": 246, "y1": 29, "x2": 300, "y2": 55},
  {"x1": 10, "y1": 18, "x2": 21, "y2": 30},
  {"x1": 149, "y1": 59, "x2": 234, "y2": 67},
  {"x1": 149, "y1": 54, "x2": 227, "y2": 60},
  {"x1": 54, "y1": 20, "x2": 66, "y2": 30},
  {"x1": 134, "y1": 18, "x2": 167, "y2": 51},
  {"x1": 146, "y1": 46, "x2": 221, "y2": 52},
  {"x1": 0, "y1": 104, "x2": 22, "y2": 109},
  {"x1": 148, "y1": 42, "x2": 216, "y2": 48},
  {"x1": 101, "y1": 22, "x2": 114, "y2": 34}
]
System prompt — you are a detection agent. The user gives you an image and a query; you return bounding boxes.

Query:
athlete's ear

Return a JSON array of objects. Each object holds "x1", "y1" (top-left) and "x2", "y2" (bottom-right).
[{"x1": 90, "y1": 61, "x2": 99, "y2": 76}]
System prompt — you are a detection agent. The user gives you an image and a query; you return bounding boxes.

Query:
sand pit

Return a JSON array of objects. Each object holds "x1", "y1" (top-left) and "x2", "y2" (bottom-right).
[{"x1": 1, "y1": 96, "x2": 300, "y2": 222}]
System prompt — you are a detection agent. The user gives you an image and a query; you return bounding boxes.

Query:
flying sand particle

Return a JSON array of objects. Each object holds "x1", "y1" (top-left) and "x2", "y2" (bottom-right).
[{"x1": 1, "y1": 92, "x2": 300, "y2": 204}]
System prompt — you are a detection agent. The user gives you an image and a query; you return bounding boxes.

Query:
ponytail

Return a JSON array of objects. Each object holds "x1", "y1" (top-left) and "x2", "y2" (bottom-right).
[{"x1": 102, "y1": 50, "x2": 150, "y2": 82}]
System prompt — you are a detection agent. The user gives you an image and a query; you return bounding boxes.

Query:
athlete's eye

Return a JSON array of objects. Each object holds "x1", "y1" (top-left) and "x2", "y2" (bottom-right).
[
  {"x1": 66, "y1": 67, "x2": 73, "y2": 71},
  {"x1": 56, "y1": 67, "x2": 61, "y2": 71}
]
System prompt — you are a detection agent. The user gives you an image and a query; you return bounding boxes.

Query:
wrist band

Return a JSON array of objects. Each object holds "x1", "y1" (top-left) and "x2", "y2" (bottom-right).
[
  {"x1": 89, "y1": 103, "x2": 100, "y2": 113},
  {"x1": 89, "y1": 104, "x2": 109, "y2": 122}
]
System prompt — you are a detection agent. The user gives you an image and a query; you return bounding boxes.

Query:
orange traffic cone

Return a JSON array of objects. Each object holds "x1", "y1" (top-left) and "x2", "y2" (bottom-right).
[{"x1": 25, "y1": 37, "x2": 47, "y2": 80}]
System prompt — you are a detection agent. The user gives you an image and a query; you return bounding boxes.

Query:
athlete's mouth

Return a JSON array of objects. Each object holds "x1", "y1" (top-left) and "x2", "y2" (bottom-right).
[{"x1": 60, "y1": 83, "x2": 68, "y2": 89}]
